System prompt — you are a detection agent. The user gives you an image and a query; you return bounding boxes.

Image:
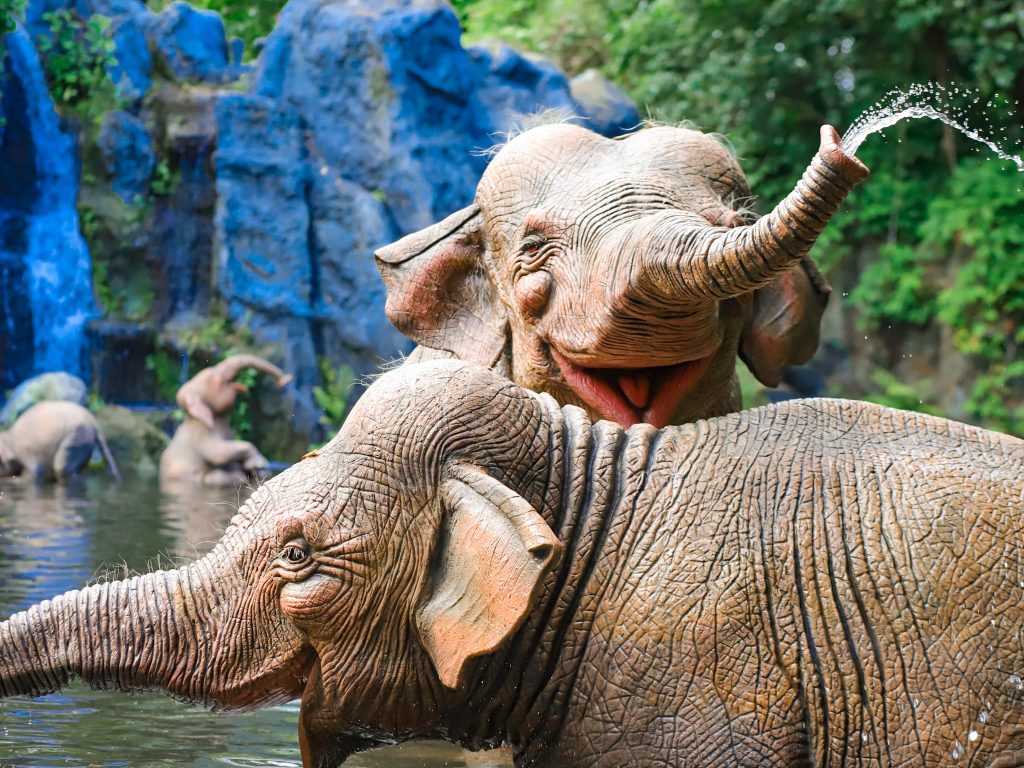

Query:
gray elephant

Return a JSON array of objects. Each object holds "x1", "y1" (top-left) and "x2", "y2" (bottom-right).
[
  {"x1": 377, "y1": 124, "x2": 868, "y2": 428},
  {"x1": 159, "y1": 354, "x2": 293, "y2": 486},
  {"x1": 0, "y1": 401, "x2": 120, "y2": 483},
  {"x1": 3, "y1": 360, "x2": 1023, "y2": 767}
]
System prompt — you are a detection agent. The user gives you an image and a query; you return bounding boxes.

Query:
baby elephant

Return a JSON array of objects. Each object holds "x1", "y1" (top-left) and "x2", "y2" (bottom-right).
[
  {"x1": 160, "y1": 354, "x2": 292, "y2": 486},
  {"x1": 2, "y1": 360, "x2": 1023, "y2": 768},
  {"x1": 0, "y1": 401, "x2": 120, "y2": 483}
]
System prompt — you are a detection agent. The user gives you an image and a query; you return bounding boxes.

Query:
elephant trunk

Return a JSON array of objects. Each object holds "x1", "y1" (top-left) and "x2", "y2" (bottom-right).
[
  {"x1": 0, "y1": 565, "x2": 217, "y2": 703},
  {"x1": 215, "y1": 354, "x2": 290, "y2": 386},
  {"x1": 642, "y1": 125, "x2": 869, "y2": 302}
]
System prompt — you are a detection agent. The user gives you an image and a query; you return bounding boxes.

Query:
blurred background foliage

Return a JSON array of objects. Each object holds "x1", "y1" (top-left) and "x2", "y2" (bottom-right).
[{"x1": 455, "y1": 0, "x2": 1024, "y2": 435}]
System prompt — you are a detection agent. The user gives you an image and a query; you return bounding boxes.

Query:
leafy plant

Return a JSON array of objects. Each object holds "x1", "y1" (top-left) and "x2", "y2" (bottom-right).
[
  {"x1": 36, "y1": 11, "x2": 119, "y2": 121},
  {"x1": 229, "y1": 366, "x2": 259, "y2": 440},
  {"x1": 860, "y1": 370, "x2": 942, "y2": 417},
  {"x1": 149, "y1": 0, "x2": 285, "y2": 57},
  {"x1": 1, "y1": 0, "x2": 24, "y2": 35},
  {"x1": 145, "y1": 350, "x2": 187, "y2": 403},
  {"x1": 313, "y1": 358, "x2": 355, "y2": 431},
  {"x1": 165, "y1": 312, "x2": 265, "y2": 358},
  {"x1": 150, "y1": 160, "x2": 177, "y2": 197}
]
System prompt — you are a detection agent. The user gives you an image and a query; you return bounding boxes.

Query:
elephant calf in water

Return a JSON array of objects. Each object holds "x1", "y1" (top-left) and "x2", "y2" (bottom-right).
[
  {"x1": 2, "y1": 360, "x2": 1023, "y2": 767},
  {"x1": 0, "y1": 401, "x2": 120, "y2": 483}
]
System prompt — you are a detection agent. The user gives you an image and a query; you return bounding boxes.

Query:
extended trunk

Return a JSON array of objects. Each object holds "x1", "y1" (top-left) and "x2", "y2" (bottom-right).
[
  {"x1": 0, "y1": 565, "x2": 216, "y2": 703},
  {"x1": 215, "y1": 354, "x2": 288, "y2": 383},
  {"x1": 641, "y1": 125, "x2": 869, "y2": 303}
]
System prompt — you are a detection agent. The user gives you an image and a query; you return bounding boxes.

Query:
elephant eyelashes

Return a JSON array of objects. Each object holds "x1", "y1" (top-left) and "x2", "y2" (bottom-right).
[
  {"x1": 279, "y1": 538, "x2": 312, "y2": 568},
  {"x1": 518, "y1": 235, "x2": 550, "y2": 270}
]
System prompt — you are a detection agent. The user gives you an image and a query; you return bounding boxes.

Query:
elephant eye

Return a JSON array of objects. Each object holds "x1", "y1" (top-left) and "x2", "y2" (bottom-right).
[
  {"x1": 520, "y1": 235, "x2": 547, "y2": 255},
  {"x1": 518, "y1": 235, "x2": 551, "y2": 273},
  {"x1": 281, "y1": 538, "x2": 311, "y2": 565}
]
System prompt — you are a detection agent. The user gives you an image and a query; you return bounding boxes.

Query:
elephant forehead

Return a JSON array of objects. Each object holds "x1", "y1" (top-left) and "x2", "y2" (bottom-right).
[
  {"x1": 478, "y1": 124, "x2": 745, "y2": 225},
  {"x1": 479, "y1": 123, "x2": 616, "y2": 201}
]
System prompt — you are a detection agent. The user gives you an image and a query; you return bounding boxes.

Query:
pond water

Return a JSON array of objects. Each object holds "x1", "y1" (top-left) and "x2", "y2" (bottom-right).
[{"x1": 0, "y1": 477, "x2": 513, "y2": 767}]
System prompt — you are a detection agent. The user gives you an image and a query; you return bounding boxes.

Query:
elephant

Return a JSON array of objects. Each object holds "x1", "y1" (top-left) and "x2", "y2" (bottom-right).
[
  {"x1": 376, "y1": 123, "x2": 869, "y2": 428},
  {"x1": 0, "y1": 401, "x2": 120, "y2": 483},
  {"x1": 159, "y1": 354, "x2": 293, "y2": 486},
  {"x1": 3, "y1": 359, "x2": 1023, "y2": 768}
]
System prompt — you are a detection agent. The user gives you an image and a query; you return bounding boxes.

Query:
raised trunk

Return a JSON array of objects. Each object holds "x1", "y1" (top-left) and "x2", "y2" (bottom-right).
[
  {"x1": 0, "y1": 565, "x2": 215, "y2": 703},
  {"x1": 642, "y1": 125, "x2": 869, "y2": 303},
  {"x1": 215, "y1": 354, "x2": 288, "y2": 384}
]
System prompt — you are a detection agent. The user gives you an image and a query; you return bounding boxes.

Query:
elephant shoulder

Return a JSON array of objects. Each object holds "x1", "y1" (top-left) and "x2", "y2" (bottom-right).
[{"x1": 730, "y1": 396, "x2": 1024, "y2": 467}]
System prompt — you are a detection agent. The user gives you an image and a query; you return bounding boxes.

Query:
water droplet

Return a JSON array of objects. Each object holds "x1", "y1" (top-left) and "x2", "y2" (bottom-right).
[
  {"x1": 840, "y1": 81, "x2": 1024, "y2": 171},
  {"x1": 979, "y1": 710, "x2": 989, "y2": 723},
  {"x1": 952, "y1": 740, "x2": 964, "y2": 760},
  {"x1": 912, "y1": 698, "x2": 920, "y2": 709},
  {"x1": 861, "y1": 732, "x2": 868, "y2": 743},
  {"x1": 774, "y1": 42, "x2": 786, "y2": 52},
  {"x1": 968, "y1": 729, "x2": 979, "y2": 742},
  {"x1": 1008, "y1": 674, "x2": 1022, "y2": 690}
]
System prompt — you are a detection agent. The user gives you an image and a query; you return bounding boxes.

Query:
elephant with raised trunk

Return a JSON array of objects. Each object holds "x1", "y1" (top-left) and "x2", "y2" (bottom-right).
[
  {"x1": 377, "y1": 123, "x2": 869, "y2": 428},
  {"x1": 3, "y1": 360, "x2": 1023, "y2": 767},
  {"x1": 159, "y1": 353, "x2": 293, "y2": 486}
]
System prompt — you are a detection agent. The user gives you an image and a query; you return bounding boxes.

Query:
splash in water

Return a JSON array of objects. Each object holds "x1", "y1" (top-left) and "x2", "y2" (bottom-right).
[{"x1": 841, "y1": 82, "x2": 1024, "y2": 172}]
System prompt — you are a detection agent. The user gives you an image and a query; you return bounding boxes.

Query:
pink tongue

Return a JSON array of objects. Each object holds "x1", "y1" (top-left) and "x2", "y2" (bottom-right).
[{"x1": 618, "y1": 373, "x2": 651, "y2": 409}]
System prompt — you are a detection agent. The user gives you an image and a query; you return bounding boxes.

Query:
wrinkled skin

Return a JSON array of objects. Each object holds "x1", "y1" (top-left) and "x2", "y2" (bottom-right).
[
  {"x1": 4, "y1": 360, "x2": 1024, "y2": 767},
  {"x1": 159, "y1": 354, "x2": 292, "y2": 486},
  {"x1": 0, "y1": 401, "x2": 120, "y2": 483},
  {"x1": 377, "y1": 124, "x2": 869, "y2": 428}
]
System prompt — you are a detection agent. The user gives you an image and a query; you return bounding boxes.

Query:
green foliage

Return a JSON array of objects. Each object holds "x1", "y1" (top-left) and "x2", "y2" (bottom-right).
[
  {"x1": 82, "y1": 194, "x2": 155, "y2": 321},
  {"x1": 37, "y1": 11, "x2": 119, "y2": 121},
  {"x1": 964, "y1": 362, "x2": 1024, "y2": 437},
  {"x1": 313, "y1": 358, "x2": 355, "y2": 431},
  {"x1": 144, "y1": 350, "x2": 186, "y2": 403},
  {"x1": 150, "y1": 0, "x2": 284, "y2": 57},
  {"x1": 228, "y1": 366, "x2": 258, "y2": 440},
  {"x1": 165, "y1": 312, "x2": 263, "y2": 357},
  {"x1": 849, "y1": 242, "x2": 935, "y2": 328},
  {"x1": 860, "y1": 370, "x2": 942, "y2": 417},
  {"x1": 1, "y1": 0, "x2": 24, "y2": 35},
  {"x1": 150, "y1": 160, "x2": 177, "y2": 197}
]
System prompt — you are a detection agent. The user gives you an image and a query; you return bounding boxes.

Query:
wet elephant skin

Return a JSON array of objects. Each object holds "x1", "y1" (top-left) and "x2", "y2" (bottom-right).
[{"x1": 2, "y1": 360, "x2": 1023, "y2": 767}]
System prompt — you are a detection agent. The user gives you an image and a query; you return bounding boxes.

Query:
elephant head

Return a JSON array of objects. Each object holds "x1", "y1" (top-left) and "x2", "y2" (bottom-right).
[
  {"x1": 377, "y1": 123, "x2": 868, "y2": 427},
  {"x1": 0, "y1": 362, "x2": 568, "y2": 766},
  {"x1": 177, "y1": 353, "x2": 293, "y2": 429}
]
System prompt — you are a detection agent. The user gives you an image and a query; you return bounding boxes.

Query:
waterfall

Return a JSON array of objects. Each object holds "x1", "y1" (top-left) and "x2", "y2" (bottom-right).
[{"x1": 0, "y1": 27, "x2": 94, "y2": 390}]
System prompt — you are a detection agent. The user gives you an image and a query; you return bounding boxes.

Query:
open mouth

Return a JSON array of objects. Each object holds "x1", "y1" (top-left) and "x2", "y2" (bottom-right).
[{"x1": 550, "y1": 348, "x2": 712, "y2": 428}]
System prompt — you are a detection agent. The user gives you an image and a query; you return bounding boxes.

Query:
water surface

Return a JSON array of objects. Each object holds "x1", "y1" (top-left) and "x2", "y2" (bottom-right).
[{"x1": 0, "y1": 477, "x2": 512, "y2": 767}]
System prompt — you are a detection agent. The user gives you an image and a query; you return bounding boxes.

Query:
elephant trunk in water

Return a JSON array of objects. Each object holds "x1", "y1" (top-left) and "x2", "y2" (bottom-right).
[
  {"x1": 0, "y1": 548, "x2": 300, "y2": 710},
  {"x1": 0, "y1": 568, "x2": 204, "y2": 700},
  {"x1": 637, "y1": 125, "x2": 869, "y2": 303}
]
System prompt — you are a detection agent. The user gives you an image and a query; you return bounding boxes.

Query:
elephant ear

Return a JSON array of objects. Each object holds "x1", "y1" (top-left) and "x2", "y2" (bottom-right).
[
  {"x1": 739, "y1": 257, "x2": 830, "y2": 387},
  {"x1": 178, "y1": 386, "x2": 216, "y2": 429},
  {"x1": 375, "y1": 205, "x2": 508, "y2": 368},
  {"x1": 416, "y1": 464, "x2": 562, "y2": 689}
]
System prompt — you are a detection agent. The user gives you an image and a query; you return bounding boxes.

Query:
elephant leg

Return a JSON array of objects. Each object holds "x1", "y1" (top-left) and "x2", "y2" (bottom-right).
[
  {"x1": 53, "y1": 439, "x2": 94, "y2": 483},
  {"x1": 202, "y1": 468, "x2": 248, "y2": 487},
  {"x1": 197, "y1": 437, "x2": 268, "y2": 472}
]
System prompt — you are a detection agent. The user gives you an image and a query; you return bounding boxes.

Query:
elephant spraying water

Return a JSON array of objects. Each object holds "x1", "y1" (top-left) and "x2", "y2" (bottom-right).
[
  {"x1": 2, "y1": 359, "x2": 1023, "y2": 767},
  {"x1": 376, "y1": 123, "x2": 869, "y2": 428}
]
